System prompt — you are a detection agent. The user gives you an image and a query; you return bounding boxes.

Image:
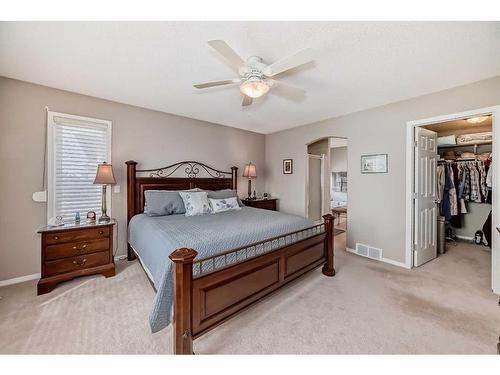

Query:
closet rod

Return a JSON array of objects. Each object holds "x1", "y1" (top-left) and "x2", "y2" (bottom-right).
[{"x1": 437, "y1": 159, "x2": 484, "y2": 164}]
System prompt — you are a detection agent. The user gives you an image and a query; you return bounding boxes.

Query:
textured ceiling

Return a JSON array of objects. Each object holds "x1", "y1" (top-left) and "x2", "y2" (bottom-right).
[{"x1": 1, "y1": 22, "x2": 499, "y2": 134}]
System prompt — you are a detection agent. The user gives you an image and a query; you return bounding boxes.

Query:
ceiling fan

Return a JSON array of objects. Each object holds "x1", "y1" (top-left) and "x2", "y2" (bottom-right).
[{"x1": 193, "y1": 40, "x2": 314, "y2": 106}]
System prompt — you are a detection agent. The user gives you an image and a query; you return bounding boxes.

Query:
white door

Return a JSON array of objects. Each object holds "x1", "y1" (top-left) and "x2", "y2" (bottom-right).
[
  {"x1": 307, "y1": 154, "x2": 324, "y2": 222},
  {"x1": 414, "y1": 127, "x2": 438, "y2": 266}
]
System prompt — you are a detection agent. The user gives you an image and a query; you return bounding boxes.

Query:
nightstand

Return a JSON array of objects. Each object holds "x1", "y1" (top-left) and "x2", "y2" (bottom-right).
[
  {"x1": 242, "y1": 198, "x2": 278, "y2": 211},
  {"x1": 37, "y1": 219, "x2": 116, "y2": 295}
]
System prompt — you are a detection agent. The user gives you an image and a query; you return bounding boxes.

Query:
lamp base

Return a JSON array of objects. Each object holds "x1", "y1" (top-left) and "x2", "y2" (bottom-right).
[
  {"x1": 98, "y1": 214, "x2": 111, "y2": 223},
  {"x1": 99, "y1": 184, "x2": 110, "y2": 223}
]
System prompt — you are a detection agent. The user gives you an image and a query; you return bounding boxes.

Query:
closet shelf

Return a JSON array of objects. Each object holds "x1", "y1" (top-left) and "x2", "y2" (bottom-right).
[{"x1": 438, "y1": 140, "x2": 492, "y2": 149}]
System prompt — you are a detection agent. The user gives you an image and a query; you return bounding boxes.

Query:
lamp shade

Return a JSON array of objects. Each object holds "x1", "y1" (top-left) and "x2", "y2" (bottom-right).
[
  {"x1": 93, "y1": 162, "x2": 116, "y2": 185},
  {"x1": 242, "y1": 163, "x2": 257, "y2": 178}
]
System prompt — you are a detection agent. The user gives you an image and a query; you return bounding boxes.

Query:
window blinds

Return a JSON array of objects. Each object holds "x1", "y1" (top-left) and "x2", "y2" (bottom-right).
[{"x1": 49, "y1": 114, "x2": 111, "y2": 221}]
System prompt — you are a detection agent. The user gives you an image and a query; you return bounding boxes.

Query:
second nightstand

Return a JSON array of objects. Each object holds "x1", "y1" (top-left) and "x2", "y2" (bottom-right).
[{"x1": 241, "y1": 198, "x2": 278, "y2": 211}]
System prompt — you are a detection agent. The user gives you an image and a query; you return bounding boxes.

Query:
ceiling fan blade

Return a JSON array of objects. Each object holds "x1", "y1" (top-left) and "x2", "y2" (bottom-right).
[
  {"x1": 263, "y1": 48, "x2": 314, "y2": 77},
  {"x1": 242, "y1": 95, "x2": 253, "y2": 107},
  {"x1": 271, "y1": 80, "x2": 307, "y2": 101},
  {"x1": 193, "y1": 78, "x2": 240, "y2": 89},
  {"x1": 208, "y1": 40, "x2": 245, "y2": 70}
]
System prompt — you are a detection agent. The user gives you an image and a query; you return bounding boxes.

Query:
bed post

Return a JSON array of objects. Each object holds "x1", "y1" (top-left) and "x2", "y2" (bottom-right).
[
  {"x1": 126, "y1": 160, "x2": 138, "y2": 261},
  {"x1": 231, "y1": 166, "x2": 238, "y2": 190},
  {"x1": 322, "y1": 214, "x2": 336, "y2": 277},
  {"x1": 169, "y1": 248, "x2": 198, "y2": 355}
]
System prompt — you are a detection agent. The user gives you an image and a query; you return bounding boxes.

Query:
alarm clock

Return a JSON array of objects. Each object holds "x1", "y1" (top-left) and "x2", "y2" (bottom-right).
[{"x1": 86, "y1": 211, "x2": 96, "y2": 223}]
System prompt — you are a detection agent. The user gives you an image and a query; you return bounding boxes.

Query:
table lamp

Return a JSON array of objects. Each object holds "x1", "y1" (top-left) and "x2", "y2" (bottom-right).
[
  {"x1": 242, "y1": 162, "x2": 257, "y2": 199},
  {"x1": 93, "y1": 162, "x2": 116, "y2": 223}
]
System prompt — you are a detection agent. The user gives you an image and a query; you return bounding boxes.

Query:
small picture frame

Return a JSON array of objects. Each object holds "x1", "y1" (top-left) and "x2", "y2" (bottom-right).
[
  {"x1": 283, "y1": 159, "x2": 293, "y2": 174},
  {"x1": 361, "y1": 154, "x2": 388, "y2": 174}
]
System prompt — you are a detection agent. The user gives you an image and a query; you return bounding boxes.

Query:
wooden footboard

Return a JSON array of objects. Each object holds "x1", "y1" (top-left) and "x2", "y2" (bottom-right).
[{"x1": 169, "y1": 214, "x2": 335, "y2": 354}]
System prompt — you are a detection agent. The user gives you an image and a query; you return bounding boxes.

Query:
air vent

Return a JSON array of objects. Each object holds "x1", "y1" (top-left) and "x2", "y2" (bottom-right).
[{"x1": 355, "y1": 243, "x2": 382, "y2": 260}]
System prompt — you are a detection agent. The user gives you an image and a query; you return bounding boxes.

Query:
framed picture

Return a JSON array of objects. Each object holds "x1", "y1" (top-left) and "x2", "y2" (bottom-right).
[
  {"x1": 283, "y1": 159, "x2": 293, "y2": 174},
  {"x1": 361, "y1": 154, "x2": 388, "y2": 174}
]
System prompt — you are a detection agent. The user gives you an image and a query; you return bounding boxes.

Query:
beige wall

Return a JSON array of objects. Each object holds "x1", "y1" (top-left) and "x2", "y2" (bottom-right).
[
  {"x1": 0, "y1": 77, "x2": 266, "y2": 281},
  {"x1": 265, "y1": 76, "x2": 500, "y2": 264},
  {"x1": 331, "y1": 146, "x2": 347, "y2": 173}
]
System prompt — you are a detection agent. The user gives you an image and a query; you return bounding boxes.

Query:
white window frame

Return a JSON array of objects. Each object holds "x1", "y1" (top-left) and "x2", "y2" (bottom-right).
[{"x1": 47, "y1": 111, "x2": 112, "y2": 222}]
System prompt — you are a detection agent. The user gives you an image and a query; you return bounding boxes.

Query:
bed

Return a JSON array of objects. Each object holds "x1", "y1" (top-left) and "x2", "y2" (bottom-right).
[{"x1": 126, "y1": 160, "x2": 335, "y2": 354}]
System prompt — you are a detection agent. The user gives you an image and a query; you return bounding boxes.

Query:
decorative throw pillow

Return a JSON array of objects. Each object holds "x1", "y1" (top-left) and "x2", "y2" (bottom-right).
[
  {"x1": 179, "y1": 191, "x2": 212, "y2": 216},
  {"x1": 209, "y1": 197, "x2": 242, "y2": 214},
  {"x1": 206, "y1": 189, "x2": 244, "y2": 207}
]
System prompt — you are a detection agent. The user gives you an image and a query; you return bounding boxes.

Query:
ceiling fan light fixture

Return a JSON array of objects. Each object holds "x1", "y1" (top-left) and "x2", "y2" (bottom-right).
[
  {"x1": 466, "y1": 116, "x2": 489, "y2": 124},
  {"x1": 240, "y1": 78, "x2": 269, "y2": 99}
]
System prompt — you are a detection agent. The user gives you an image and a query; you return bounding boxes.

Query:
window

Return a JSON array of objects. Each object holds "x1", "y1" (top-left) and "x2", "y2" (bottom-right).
[{"x1": 47, "y1": 111, "x2": 112, "y2": 222}]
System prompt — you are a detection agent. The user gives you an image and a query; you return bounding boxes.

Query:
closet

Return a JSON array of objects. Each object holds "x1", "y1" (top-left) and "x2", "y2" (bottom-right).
[{"x1": 422, "y1": 116, "x2": 493, "y2": 252}]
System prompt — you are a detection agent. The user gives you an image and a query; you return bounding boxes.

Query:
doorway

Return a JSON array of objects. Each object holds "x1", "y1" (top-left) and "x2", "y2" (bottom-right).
[
  {"x1": 406, "y1": 106, "x2": 500, "y2": 294},
  {"x1": 306, "y1": 137, "x2": 348, "y2": 232}
]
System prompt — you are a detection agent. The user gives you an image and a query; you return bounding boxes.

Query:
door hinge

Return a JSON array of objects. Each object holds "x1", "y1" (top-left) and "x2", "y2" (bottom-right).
[{"x1": 414, "y1": 140, "x2": 418, "y2": 148}]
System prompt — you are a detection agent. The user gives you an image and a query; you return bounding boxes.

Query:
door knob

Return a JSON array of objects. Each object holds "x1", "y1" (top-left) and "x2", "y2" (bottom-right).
[{"x1": 496, "y1": 227, "x2": 500, "y2": 234}]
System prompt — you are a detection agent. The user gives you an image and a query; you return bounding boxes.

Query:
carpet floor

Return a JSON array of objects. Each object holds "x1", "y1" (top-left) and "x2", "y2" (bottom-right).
[{"x1": 0, "y1": 232, "x2": 498, "y2": 354}]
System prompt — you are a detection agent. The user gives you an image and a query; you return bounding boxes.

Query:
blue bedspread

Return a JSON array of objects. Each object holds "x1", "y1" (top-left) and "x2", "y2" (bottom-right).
[{"x1": 128, "y1": 206, "x2": 313, "y2": 333}]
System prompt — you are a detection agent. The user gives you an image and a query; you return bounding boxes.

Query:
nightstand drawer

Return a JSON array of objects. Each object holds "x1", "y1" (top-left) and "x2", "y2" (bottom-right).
[
  {"x1": 45, "y1": 238, "x2": 110, "y2": 261},
  {"x1": 255, "y1": 200, "x2": 276, "y2": 210},
  {"x1": 45, "y1": 227, "x2": 110, "y2": 245},
  {"x1": 242, "y1": 199, "x2": 277, "y2": 211},
  {"x1": 44, "y1": 251, "x2": 110, "y2": 277}
]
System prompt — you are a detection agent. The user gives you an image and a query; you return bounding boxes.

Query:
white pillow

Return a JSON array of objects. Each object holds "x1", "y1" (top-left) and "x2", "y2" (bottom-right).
[
  {"x1": 209, "y1": 197, "x2": 242, "y2": 214},
  {"x1": 178, "y1": 191, "x2": 212, "y2": 216}
]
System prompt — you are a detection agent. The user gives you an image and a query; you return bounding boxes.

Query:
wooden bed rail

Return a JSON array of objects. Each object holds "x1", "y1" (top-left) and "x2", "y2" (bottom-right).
[{"x1": 169, "y1": 214, "x2": 335, "y2": 354}]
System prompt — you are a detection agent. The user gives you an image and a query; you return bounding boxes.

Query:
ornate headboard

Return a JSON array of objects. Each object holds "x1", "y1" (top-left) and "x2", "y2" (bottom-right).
[{"x1": 126, "y1": 160, "x2": 238, "y2": 223}]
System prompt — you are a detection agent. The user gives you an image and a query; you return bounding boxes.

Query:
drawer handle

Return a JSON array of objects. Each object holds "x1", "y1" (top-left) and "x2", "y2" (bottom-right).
[
  {"x1": 72, "y1": 243, "x2": 88, "y2": 251},
  {"x1": 99, "y1": 230, "x2": 104, "y2": 235},
  {"x1": 73, "y1": 258, "x2": 87, "y2": 266},
  {"x1": 54, "y1": 236, "x2": 60, "y2": 240}
]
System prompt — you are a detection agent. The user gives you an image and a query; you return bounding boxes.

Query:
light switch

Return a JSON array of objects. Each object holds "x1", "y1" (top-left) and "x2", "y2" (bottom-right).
[
  {"x1": 113, "y1": 185, "x2": 121, "y2": 194},
  {"x1": 32, "y1": 190, "x2": 47, "y2": 202}
]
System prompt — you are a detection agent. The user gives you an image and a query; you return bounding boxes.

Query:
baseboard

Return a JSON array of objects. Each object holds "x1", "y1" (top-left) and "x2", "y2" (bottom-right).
[
  {"x1": 0, "y1": 273, "x2": 40, "y2": 287},
  {"x1": 346, "y1": 247, "x2": 410, "y2": 269},
  {"x1": 1, "y1": 256, "x2": 126, "y2": 287}
]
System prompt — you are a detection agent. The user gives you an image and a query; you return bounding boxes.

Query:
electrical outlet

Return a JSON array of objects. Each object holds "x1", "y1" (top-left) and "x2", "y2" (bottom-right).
[{"x1": 113, "y1": 185, "x2": 121, "y2": 193}]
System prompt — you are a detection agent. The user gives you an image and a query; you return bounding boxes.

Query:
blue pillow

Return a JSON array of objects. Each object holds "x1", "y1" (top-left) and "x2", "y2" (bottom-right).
[
  {"x1": 206, "y1": 189, "x2": 243, "y2": 207},
  {"x1": 144, "y1": 190, "x2": 188, "y2": 216}
]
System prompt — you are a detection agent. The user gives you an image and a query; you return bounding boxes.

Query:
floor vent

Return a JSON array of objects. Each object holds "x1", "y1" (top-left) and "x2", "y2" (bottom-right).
[{"x1": 355, "y1": 243, "x2": 383, "y2": 260}]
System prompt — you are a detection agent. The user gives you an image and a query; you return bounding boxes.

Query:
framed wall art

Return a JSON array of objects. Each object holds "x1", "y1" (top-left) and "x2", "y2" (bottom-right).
[
  {"x1": 283, "y1": 159, "x2": 293, "y2": 174},
  {"x1": 361, "y1": 154, "x2": 388, "y2": 174}
]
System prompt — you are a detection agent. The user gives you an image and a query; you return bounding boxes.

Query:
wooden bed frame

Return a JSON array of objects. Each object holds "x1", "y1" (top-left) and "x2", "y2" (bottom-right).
[{"x1": 126, "y1": 160, "x2": 335, "y2": 354}]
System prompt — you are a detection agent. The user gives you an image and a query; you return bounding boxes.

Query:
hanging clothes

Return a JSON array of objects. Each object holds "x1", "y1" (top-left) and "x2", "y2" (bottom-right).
[
  {"x1": 449, "y1": 163, "x2": 462, "y2": 227},
  {"x1": 440, "y1": 164, "x2": 453, "y2": 221},
  {"x1": 448, "y1": 164, "x2": 458, "y2": 216},
  {"x1": 486, "y1": 157, "x2": 493, "y2": 204},
  {"x1": 468, "y1": 162, "x2": 482, "y2": 203},
  {"x1": 478, "y1": 162, "x2": 487, "y2": 201},
  {"x1": 462, "y1": 164, "x2": 471, "y2": 201},
  {"x1": 437, "y1": 165, "x2": 445, "y2": 203}
]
